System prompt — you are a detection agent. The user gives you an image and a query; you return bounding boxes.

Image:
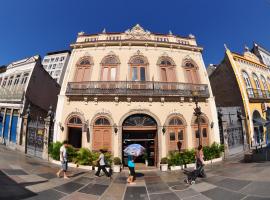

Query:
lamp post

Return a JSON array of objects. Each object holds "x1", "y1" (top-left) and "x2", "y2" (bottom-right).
[{"x1": 192, "y1": 91, "x2": 202, "y2": 146}]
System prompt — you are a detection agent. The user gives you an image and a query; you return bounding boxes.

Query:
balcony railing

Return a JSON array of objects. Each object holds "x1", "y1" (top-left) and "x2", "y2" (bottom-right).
[
  {"x1": 246, "y1": 88, "x2": 270, "y2": 100},
  {"x1": 0, "y1": 87, "x2": 24, "y2": 102},
  {"x1": 66, "y1": 81, "x2": 210, "y2": 98}
]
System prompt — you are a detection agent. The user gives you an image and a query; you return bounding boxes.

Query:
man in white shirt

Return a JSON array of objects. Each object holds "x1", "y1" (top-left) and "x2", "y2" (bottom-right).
[
  {"x1": 56, "y1": 140, "x2": 69, "y2": 179},
  {"x1": 95, "y1": 149, "x2": 111, "y2": 178}
]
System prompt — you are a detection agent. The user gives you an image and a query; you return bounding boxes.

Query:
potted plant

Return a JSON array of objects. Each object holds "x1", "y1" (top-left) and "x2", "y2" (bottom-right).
[
  {"x1": 160, "y1": 157, "x2": 168, "y2": 171},
  {"x1": 142, "y1": 152, "x2": 148, "y2": 166},
  {"x1": 91, "y1": 151, "x2": 100, "y2": 171},
  {"x1": 112, "y1": 157, "x2": 122, "y2": 173},
  {"x1": 168, "y1": 152, "x2": 182, "y2": 170}
]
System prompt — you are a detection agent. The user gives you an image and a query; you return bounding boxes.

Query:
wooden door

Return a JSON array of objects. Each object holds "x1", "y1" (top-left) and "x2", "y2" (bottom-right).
[
  {"x1": 168, "y1": 127, "x2": 185, "y2": 151},
  {"x1": 93, "y1": 127, "x2": 111, "y2": 151},
  {"x1": 193, "y1": 126, "x2": 209, "y2": 147}
]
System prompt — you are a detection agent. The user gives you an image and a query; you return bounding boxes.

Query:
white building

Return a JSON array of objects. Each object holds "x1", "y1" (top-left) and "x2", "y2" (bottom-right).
[
  {"x1": 42, "y1": 50, "x2": 70, "y2": 85},
  {"x1": 0, "y1": 55, "x2": 60, "y2": 151}
]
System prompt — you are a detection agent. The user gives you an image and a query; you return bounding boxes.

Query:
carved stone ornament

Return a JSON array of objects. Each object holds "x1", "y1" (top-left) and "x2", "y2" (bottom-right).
[
  {"x1": 94, "y1": 108, "x2": 112, "y2": 116},
  {"x1": 125, "y1": 24, "x2": 151, "y2": 40}
]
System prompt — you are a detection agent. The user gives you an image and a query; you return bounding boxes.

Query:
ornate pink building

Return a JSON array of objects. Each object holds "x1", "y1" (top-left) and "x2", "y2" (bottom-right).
[{"x1": 54, "y1": 25, "x2": 219, "y2": 166}]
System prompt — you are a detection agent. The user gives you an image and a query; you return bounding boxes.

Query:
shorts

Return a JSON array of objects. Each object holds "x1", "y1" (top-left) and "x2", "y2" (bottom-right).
[
  {"x1": 61, "y1": 161, "x2": 68, "y2": 172},
  {"x1": 128, "y1": 167, "x2": 135, "y2": 177}
]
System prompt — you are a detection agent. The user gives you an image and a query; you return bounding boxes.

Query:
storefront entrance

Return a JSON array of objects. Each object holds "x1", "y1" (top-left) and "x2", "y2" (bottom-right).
[
  {"x1": 67, "y1": 116, "x2": 82, "y2": 148},
  {"x1": 68, "y1": 127, "x2": 82, "y2": 148},
  {"x1": 122, "y1": 114, "x2": 158, "y2": 167}
]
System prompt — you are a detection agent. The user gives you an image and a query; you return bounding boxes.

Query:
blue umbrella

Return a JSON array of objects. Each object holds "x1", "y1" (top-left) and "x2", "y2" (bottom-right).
[{"x1": 124, "y1": 144, "x2": 145, "y2": 157}]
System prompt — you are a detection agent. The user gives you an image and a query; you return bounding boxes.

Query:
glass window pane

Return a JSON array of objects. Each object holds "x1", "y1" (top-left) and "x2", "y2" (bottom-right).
[
  {"x1": 195, "y1": 130, "x2": 200, "y2": 138},
  {"x1": 203, "y1": 128, "x2": 207, "y2": 137},
  {"x1": 178, "y1": 130, "x2": 183, "y2": 140},
  {"x1": 110, "y1": 67, "x2": 116, "y2": 81},
  {"x1": 140, "y1": 67, "x2": 145, "y2": 81},
  {"x1": 132, "y1": 67, "x2": 137, "y2": 81},
  {"x1": 170, "y1": 132, "x2": 175, "y2": 141},
  {"x1": 102, "y1": 67, "x2": 108, "y2": 81}
]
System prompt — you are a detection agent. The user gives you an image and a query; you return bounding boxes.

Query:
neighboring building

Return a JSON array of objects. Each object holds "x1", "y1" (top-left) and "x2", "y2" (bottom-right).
[
  {"x1": 0, "y1": 55, "x2": 60, "y2": 151},
  {"x1": 54, "y1": 24, "x2": 220, "y2": 167},
  {"x1": 0, "y1": 65, "x2": 7, "y2": 85},
  {"x1": 207, "y1": 64, "x2": 217, "y2": 76},
  {"x1": 42, "y1": 50, "x2": 70, "y2": 85},
  {"x1": 252, "y1": 43, "x2": 270, "y2": 67},
  {"x1": 209, "y1": 46, "x2": 270, "y2": 148}
]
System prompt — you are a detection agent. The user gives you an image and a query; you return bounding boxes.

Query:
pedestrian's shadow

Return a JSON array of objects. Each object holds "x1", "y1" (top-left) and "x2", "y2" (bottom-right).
[{"x1": 135, "y1": 172, "x2": 144, "y2": 178}]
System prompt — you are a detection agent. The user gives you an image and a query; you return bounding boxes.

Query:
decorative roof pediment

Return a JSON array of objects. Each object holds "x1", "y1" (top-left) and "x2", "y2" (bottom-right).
[
  {"x1": 243, "y1": 47, "x2": 260, "y2": 63},
  {"x1": 125, "y1": 24, "x2": 151, "y2": 40}
]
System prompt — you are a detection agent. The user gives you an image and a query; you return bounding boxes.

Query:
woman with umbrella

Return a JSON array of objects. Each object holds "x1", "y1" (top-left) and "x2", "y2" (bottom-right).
[
  {"x1": 127, "y1": 154, "x2": 136, "y2": 184},
  {"x1": 124, "y1": 144, "x2": 145, "y2": 184}
]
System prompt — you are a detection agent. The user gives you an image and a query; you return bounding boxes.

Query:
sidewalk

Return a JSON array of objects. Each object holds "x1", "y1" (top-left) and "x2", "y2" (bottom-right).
[{"x1": 1, "y1": 146, "x2": 270, "y2": 200}]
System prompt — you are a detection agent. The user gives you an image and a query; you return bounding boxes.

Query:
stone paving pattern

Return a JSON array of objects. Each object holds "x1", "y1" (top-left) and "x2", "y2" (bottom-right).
[{"x1": 2, "y1": 146, "x2": 270, "y2": 200}]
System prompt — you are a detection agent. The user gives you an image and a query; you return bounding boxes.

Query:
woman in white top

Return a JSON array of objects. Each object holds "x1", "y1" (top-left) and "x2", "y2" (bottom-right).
[{"x1": 95, "y1": 149, "x2": 111, "y2": 178}]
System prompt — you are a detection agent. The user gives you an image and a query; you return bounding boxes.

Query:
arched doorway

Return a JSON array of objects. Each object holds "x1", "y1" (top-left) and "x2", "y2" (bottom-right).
[
  {"x1": 252, "y1": 110, "x2": 264, "y2": 144},
  {"x1": 167, "y1": 116, "x2": 186, "y2": 152},
  {"x1": 192, "y1": 116, "x2": 209, "y2": 147},
  {"x1": 93, "y1": 117, "x2": 112, "y2": 152},
  {"x1": 67, "y1": 116, "x2": 82, "y2": 148},
  {"x1": 122, "y1": 114, "x2": 158, "y2": 167}
]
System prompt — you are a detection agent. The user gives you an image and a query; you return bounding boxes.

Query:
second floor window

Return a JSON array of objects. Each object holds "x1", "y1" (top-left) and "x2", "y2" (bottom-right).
[
  {"x1": 7, "y1": 76, "x2": 13, "y2": 86},
  {"x1": 14, "y1": 75, "x2": 21, "y2": 85},
  {"x1": 74, "y1": 56, "x2": 93, "y2": 82},
  {"x1": 158, "y1": 56, "x2": 177, "y2": 82},
  {"x1": 129, "y1": 55, "x2": 148, "y2": 81},
  {"x1": 100, "y1": 55, "x2": 120, "y2": 81},
  {"x1": 253, "y1": 73, "x2": 261, "y2": 90},
  {"x1": 21, "y1": 73, "x2": 29, "y2": 85},
  {"x1": 261, "y1": 75, "x2": 268, "y2": 91},
  {"x1": 183, "y1": 59, "x2": 200, "y2": 84}
]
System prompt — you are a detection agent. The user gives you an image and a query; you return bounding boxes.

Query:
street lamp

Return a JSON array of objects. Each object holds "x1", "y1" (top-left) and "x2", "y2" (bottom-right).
[{"x1": 192, "y1": 90, "x2": 202, "y2": 146}]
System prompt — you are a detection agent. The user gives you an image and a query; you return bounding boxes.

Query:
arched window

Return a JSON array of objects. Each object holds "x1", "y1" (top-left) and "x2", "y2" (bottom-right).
[
  {"x1": 253, "y1": 73, "x2": 262, "y2": 97},
  {"x1": 183, "y1": 59, "x2": 200, "y2": 84},
  {"x1": 242, "y1": 71, "x2": 254, "y2": 98},
  {"x1": 129, "y1": 55, "x2": 148, "y2": 81},
  {"x1": 261, "y1": 75, "x2": 268, "y2": 90},
  {"x1": 158, "y1": 57, "x2": 177, "y2": 82},
  {"x1": 167, "y1": 117, "x2": 186, "y2": 151},
  {"x1": 100, "y1": 55, "x2": 120, "y2": 81},
  {"x1": 94, "y1": 117, "x2": 111, "y2": 125},
  {"x1": 74, "y1": 57, "x2": 93, "y2": 82},
  {"x1": 67, "y1": 116, "x2": 82, "y2": 127},
  {"x1": 93, "y1": 116, "x2": 112, "y2": 151},
  {"x1": 169, "y1": 117, "x2": 183, "y2": 126}
]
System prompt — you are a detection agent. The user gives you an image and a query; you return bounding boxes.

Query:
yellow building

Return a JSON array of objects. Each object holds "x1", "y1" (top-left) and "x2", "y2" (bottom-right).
[{"x1": 210, "y1": 46, "x2": 270, "y2": 147}]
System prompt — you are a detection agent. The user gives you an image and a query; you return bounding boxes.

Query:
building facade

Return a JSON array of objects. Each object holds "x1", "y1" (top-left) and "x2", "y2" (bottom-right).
[
  {"x1": 0, "y1": 55, "x2": 60, "y2": 152},
  {"x1": 252, "y1": 43, "x2": 270, "y2": 68},
  {"x1": 210, "y1": 46, "x2": 270, "y2": 148},
  {"x1": 54, "y1": 25, "x2": 220, "y2": 166},
  {"x1": 42, "y1": 50, "x2": 70, "y2": 85}
]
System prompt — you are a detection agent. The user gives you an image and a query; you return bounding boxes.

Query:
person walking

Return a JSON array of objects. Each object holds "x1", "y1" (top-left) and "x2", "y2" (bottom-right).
[
  {"x1": 56, "y1": 140, "x2": 69, "y2": 179},
  {"x1": 195, "y1": 145, "x2": 206, "y2": 178},
  {"x1": 127, "y1": 154, "x2": 136, "y2": 184},
  {"x1": 95, "y1": 149, "x2": 111, "y2": 178}
]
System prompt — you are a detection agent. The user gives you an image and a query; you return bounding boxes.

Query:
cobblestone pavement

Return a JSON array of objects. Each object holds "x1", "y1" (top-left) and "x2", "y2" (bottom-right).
[{"x1": 1, "y1": 146, "x2": 270, "y2": 200}]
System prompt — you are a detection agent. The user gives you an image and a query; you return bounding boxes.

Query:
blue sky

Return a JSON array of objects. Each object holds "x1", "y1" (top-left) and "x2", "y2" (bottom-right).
[{"x1": 0, "y1": 0, "x2": 269, "y2": 67}]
